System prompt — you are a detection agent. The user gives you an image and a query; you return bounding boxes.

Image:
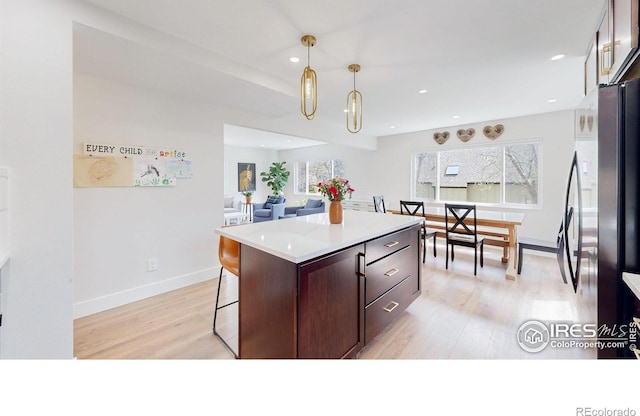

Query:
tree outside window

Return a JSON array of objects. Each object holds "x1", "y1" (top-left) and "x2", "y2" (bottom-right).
[
  {"x1": 413, "y1": 141, "x2": 540, "y2": 206},
  {"x1": 295, "y1": 160, "x2": 345, "y2": 194}
]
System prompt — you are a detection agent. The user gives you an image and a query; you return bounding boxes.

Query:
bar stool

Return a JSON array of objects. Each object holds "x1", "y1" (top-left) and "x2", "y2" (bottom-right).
[{"x1": 213, "y1": 233, "x2": 239, "y2": 358}]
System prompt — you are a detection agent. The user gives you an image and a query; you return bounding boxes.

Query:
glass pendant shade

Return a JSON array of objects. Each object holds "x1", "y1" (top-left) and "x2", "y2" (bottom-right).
[
  {"x1": 300, "y1": 35, "x2": 317, "y2": 120},
  {"x1": 346, "y1": 64, "x2": 362, "y2": 133}
]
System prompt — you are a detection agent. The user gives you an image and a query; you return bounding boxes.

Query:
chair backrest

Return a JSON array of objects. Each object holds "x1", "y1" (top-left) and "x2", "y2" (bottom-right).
[
  {"x1": 556, "y1": 206, "x2": 574, "y2": 246},
  {"x1": 264, "y1": 195, "x2": 285, "y2": 209},
  {"x1": 444, "y1": 203, "x2": 478, "y2": 241},
  {"x1": 373, "y1": 195, "x2": 386, "y2": 213},
  {"x1": 399, "y1": 200, "x2": 425, "y2": 217},
  {"x1": 218, "y1": 226, "x2": 240, "y2": 272}
]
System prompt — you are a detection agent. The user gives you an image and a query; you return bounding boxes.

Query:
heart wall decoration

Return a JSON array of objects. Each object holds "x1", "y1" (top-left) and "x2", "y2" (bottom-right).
[
  {"x1": 433, "y1": 131, "x2": 450, "y2": 145},
  {"x1": 483, "y1": 124, "x2": 504, "y2": 140},
  {"x1": 456, "y1": 128, "x2": 475, "y2": 142}
]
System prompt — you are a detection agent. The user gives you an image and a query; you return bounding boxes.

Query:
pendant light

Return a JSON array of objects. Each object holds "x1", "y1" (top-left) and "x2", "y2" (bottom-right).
[
  {"x1": 346, "y1": 64, "x2": 362, "y2": 133},
  {"x1": 300, "y1": 35, "x2": 317, "y2": 120}
]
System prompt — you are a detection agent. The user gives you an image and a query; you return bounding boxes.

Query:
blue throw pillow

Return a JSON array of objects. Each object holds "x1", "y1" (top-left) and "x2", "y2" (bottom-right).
[
  {"x1": 305, "y1": 199, "x2": 322, "y2": 208},
  {"x1": 264, "y1": 195, "x2": 279, "y2": 209}
]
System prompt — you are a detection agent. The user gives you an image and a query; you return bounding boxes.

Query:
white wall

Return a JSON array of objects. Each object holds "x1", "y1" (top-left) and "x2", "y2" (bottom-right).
[
  {"x1": 73, "y1": 74, "x2": 225, "y2": 317},
  {"x1": 0, "y1": 0, "x2": 75, "y2": 358},
  {"x1": 0, "y1": 0, "x2": 290, "y2": 356}
]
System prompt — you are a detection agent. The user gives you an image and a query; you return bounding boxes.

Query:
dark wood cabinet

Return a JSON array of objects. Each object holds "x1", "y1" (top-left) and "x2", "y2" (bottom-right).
[
  {"x1": 237, "y1": 223, "x2": 421, "y2": 358},
  {"x1": 598, "y1": 2, "x2": 613, "y2": 85},
  {"x1": 611, "y1": 0, "x2": 639, "y2": 81},
  {"x1": 364, "y1": 226, "x2": 421, "y2": 344},
  {"x1": 592, "y1": 0, "x2": 640, "y2": 84},
  {"x1": 298, "y1": 244, "x2": 364, "y2": 359}
]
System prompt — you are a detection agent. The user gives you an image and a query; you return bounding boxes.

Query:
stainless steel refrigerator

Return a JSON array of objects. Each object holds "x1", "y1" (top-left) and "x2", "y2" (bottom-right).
[{"x1": 597, "y1": 78, "x2": 640, "y2": 359}]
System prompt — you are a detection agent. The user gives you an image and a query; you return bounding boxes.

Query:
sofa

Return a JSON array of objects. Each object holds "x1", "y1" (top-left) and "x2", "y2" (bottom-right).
[
  {"x1": 282, "y1": 199, "x2": 325, "y2": 218},
  {"x1": 253, "y1": 196, "x2": 286, "y2": 222},
  {"x1": 223, "y1": 196, "x2": 241, "y2": 214}
]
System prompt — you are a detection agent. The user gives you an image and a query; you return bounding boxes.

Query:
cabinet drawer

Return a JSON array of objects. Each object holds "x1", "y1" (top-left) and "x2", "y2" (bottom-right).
[
  {"x1": 365, "y1": 274, "x2": 419, "y2": 344},
  {"x1": 366, "y1": 226, "x2": 417, "y2": 264},
  {"x1": 365, "y1": 245, "x2": 415, "y2": 305}
]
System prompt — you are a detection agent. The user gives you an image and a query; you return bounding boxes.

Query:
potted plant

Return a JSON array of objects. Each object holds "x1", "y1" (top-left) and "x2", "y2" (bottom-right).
[
  {"x1": 241, "y1": 190, "x2": 253, "y2": 204},
  {"x1": 260, "y1": 161, "x2": 290, "y2": 195}
]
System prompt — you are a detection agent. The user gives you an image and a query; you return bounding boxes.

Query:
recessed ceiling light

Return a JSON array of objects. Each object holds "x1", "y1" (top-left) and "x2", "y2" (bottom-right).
[
  {"x1": 343, "y1": 109, "x2": 348, "y2": 113},
  {"x1": 418, "y1": 89, "x2": 428, "y2": 94},
  {"x1": 453, "y1": 115, "x2": 460, "y2": 119},
  {"x1": 548, "y1": 99, "x2": 557, "y2": 103},
  {"x1": 390, "y1": 125, "x2": 396, "y2": 129},
  {"x1": 290, "y1": 57, "x2": 300, "y2": 63},
  {"x1": 260, "y1": 144, "x2": 265, "y2": 147},
  {"x1": 551, "y1": 54, "x2": 565, "y2": 61}
]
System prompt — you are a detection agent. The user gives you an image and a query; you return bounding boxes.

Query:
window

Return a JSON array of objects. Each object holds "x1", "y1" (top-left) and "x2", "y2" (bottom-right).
[
  {"x1": 444, "y1": 165, "x2": 459, "y2": 175},
  {"x1": 412, "y1": 141, "x2": 540, "y2": 206},
  {"x1": 295, "y1": 160, "x2": 345, "y2": 194}
]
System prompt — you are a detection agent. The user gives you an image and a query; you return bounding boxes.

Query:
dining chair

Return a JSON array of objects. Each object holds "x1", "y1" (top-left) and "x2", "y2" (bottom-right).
[
  {"x1": 372, "y1": 195, "x2": 386, "y2": 213},
  {"x1": 444, "y1": 203, "x2": 484, "y2": 275},
  {"x1": 213, "y1": 231, "x2": 240, "y2": 358},
  {"x1": 518, "y1": 207, "x2": 573, "y2": 283},
  {"x1": 399, "y1": 200, "x2": 437, "y2": 261}
]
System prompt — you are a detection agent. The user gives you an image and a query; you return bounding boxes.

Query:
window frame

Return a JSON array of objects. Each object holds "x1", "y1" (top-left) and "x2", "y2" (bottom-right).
[
  {"x1": 293, "y1": 159, "x2": 344, "y2": 196},
  {"x1": 410, "y1": 138, "x2": 543, "y2": 209}
]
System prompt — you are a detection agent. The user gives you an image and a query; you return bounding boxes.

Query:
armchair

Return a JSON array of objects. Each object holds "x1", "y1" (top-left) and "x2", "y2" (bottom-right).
[
  {"x1": 282, "y1": 199, "x2": 325, "y2": 218},
  {"x1": 223, "y1": 195, "x2": 241, "y2": 214},
  {"x1": 253, "y1": 196, "x2": 286, "y2": 222}
]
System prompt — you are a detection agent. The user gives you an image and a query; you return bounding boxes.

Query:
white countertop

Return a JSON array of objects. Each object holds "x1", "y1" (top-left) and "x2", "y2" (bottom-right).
[
  {"x1": 215, "y1": 210, "x2": 423, "y2": 263},
  {"x1": 623, "y1": 272, "x2": 640, "y2": 301}
]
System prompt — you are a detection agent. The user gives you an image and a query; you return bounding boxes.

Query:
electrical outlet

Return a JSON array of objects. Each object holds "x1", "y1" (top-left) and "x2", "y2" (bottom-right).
[{"x1": 147, "y1": 258, "x2": 158, "y2": 272}]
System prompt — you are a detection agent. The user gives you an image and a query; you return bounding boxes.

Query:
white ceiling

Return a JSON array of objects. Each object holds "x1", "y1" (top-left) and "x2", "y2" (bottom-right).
[{"x1": 75, "y1": 0, "x2": 606, "y2": 146}]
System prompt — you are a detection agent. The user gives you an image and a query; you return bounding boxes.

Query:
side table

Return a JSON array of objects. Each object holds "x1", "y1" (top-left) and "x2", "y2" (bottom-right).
[{"x1": 241, "y1": 201, "x2": 254, "y2": 222}]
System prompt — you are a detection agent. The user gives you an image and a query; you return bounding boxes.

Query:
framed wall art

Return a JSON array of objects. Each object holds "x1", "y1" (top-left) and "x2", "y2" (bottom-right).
[{"x1": 238, "y1": 162, "x2": 256, "y2": 192}]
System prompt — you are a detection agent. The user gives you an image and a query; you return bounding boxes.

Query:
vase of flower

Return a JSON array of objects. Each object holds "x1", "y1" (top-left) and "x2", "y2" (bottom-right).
[
  {"x1": 318, "y1": 177, "x2": 354, "y2": 225},
  {"x1": 329, "y1": 200, "x2": 343, "y2": 224}
]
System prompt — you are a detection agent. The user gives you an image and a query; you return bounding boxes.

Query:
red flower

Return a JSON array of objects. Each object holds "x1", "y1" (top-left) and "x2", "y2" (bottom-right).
[{"x1": 318, "y1": 177, "x2": 355, "y2": 202}]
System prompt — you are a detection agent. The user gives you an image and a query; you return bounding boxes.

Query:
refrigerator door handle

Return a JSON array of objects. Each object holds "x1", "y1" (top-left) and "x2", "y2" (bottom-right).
[{"x1": 562, "y1": 151, "x2": 583, "y2": 293}]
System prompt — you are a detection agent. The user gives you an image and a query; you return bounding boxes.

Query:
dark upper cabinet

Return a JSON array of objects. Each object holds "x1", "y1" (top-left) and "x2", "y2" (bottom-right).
[
  {"x1": 611, "y1": 0, "x2": 640, "y2": 81},
  {"x1": 598, "y1": 1, "x2": 614, "y2": 85},
  {"x1": 596, "y1": 0, "x2": 640, "y2": 84}
]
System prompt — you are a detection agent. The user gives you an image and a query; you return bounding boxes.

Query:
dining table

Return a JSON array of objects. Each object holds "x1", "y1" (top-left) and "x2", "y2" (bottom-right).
[{"x1": 387, "y1": 206, "x2": 525, "y2": 280}]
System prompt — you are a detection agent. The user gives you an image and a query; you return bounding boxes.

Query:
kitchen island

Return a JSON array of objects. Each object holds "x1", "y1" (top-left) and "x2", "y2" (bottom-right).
[{"x1": 216, "y1": 210, "x2": 423, "y2": 358}]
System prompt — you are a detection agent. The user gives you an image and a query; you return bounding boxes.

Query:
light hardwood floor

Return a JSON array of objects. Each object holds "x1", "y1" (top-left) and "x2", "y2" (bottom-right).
[{"x1": 74, "y1": 246, "x2": 597, "y2": 359}]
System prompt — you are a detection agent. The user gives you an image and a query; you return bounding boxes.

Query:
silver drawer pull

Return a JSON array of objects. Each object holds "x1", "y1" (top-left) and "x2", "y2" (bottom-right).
[
  {"x1": 384, "y1": 241, "x2": 399, "y2": 248},
  {"x1": 384, "y1": 268, "x2": 399, "y2": 277},
  {"x1": 383, "y1": 301, "x2": 399, "y2": 313}
]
